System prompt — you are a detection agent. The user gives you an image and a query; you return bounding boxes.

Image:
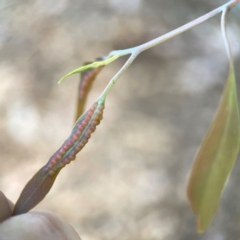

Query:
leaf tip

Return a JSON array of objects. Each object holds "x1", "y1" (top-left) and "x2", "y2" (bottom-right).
[{"x1": 58, "y1": 75, "x2": 69, "y2": 84}]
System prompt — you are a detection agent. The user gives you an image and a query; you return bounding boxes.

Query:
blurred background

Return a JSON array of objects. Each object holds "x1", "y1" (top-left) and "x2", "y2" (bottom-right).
[{"x1": 0, "y1": 0, "x2": 240, "y2": 239}]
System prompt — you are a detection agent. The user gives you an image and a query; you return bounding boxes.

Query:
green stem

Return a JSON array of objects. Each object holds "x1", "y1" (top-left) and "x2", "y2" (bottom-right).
[{"x1": 99, "y1": 53, "x2": 138, "y2": 100}]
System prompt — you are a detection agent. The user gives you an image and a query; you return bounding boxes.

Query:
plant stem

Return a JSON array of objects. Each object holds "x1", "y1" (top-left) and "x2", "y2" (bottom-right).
[
  {"x1": 136, "y1": 0, "x2": 239, "y2": 53},
  {"x1": 99, "y1": 0, "x2": 239, "y2": 101},
  {"x1": 109, "y1": 0, "x2": 239, "y2": 58},
  {"x1": 221, "y1": 6, "x2": 234, "y2": 65},
  {"x1": 229, "y1": 0, "x2": 240, "y2": 9},
  {"x1": 99, "y1": 53, "x2": 137, "y2": 100}
]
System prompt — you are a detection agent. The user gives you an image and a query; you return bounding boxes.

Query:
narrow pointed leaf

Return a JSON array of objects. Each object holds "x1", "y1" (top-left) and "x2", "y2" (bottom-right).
[
  {"x1": 13, "y1": 168, "x2": 60, "y2": 215},
  {"x1": 187, "y1": 64, "x2": 240, "y2": 232},
  {"x1": 58, "y1": 54, "x2": 119, "y2": 83},
  {"x1": 13, "y1": 100, "x2": 105, "y2": 215},
  {"x1": 75, "y1": 57, "x2": 104, "y2": 121}
]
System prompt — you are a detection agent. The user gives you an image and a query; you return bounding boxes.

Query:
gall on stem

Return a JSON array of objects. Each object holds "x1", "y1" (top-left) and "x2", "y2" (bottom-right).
[
  {"x1": 75, "y1": 57, "x2": 105, "y2": 121},
  {"x1": 13, "y1": 83, "x2": 105, "y2": 215},
  {"x1": 79, "y1": 57, "x2": 105, "y2": 100},
  {"x1": 44, "y1": 100, "x2": 104, "y2": 175}
]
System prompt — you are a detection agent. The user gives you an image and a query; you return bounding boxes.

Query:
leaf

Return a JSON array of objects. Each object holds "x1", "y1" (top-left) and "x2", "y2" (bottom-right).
[
  {"x1": 13, "y1": 100, "x2": 105, "y2": 215},
  {"x1": 187, "y1": 64, "x2": 240, "y2": 232},
  {"x1": 13, "y1": 168, "x2": 60, "y2": 215},
  {"x1": 58, "y1": 54, "x2": 119, "y2": 83},
  {"x1": 75, "y1": 57, "x2": 104, "y2": 121}
]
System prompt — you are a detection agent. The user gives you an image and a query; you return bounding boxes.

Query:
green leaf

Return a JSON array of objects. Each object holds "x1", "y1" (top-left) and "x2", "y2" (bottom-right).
[
  {"x1": 187, "y1": 64, "x2": 240, "y2": 233},
  {"x1": 58, "y1": 54, "x2": 119, "y2": 83},
  {"x1": 13, "y1": 168, "x2": 60, "y2": 215}
]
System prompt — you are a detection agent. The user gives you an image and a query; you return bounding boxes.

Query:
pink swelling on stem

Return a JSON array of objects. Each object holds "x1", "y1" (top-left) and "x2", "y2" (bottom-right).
[{"x1": 44, "y1": 101, "x2": 105, "y2": 175}]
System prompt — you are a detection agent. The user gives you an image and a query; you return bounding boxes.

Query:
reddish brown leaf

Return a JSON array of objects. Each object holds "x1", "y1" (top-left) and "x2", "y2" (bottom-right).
[
  {"x1": 13, "y1": 100, "x2": 105, "y2": 215},
  {"x1": 75, "y1": 57, "x2": 105, "y2": 122},
  {"x1": 13, "y1": 168, "x2": 60, "y2": 215}
]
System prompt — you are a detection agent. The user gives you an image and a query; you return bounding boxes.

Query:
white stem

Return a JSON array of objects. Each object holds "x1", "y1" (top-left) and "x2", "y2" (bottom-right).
[{"x1": 221, "y1": 6, "x2": 234, "y2": 66}]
